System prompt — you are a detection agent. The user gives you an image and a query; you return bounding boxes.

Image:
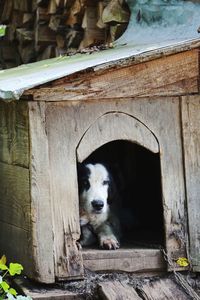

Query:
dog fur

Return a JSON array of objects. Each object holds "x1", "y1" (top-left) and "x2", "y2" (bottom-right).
[{"x1": 78, "y1": 163, "x2": 120, "y2": 250}]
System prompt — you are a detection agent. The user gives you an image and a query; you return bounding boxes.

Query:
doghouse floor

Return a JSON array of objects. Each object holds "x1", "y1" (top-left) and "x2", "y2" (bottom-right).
[{"x1": 82, "y1": 246, "x2": 166, "y2": 273}]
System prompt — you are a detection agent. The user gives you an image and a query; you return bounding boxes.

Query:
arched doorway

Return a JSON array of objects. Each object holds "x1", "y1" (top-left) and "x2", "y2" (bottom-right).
[{"x1": 77, "y1": 112, "x2": 164, "y2": 247}]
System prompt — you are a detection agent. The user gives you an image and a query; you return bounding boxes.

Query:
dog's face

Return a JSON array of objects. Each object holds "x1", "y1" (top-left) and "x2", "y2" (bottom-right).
[{"x1": 78, "y1": 163, "x2": 110, "y2": 215}]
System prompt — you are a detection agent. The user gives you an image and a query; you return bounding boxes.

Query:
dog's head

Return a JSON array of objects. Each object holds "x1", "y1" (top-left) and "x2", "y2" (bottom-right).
[{"x1": 78, "y1": 163, "x2": 114, "y2": 215}]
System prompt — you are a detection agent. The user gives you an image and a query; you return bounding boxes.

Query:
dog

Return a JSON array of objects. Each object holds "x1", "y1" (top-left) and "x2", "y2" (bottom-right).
[{"x1": 78, "y1": 163, "x2": 120, "y2": 250}]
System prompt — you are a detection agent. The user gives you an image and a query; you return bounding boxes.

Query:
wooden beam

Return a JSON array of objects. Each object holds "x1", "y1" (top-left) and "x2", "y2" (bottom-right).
[
  {"x1": 45, "y1": 103, "x2": 84, "y2": 280},
  {"x1": 29, "y1": 101, "x2": 55, "y2": 283},
  {"x1": 181, "y1": 95, "x2": 200, "y2": 272},
  {"x1": 82, "y1": 248, "x2": 166, "y2": 273},
  {"x1": 25, "y1": 49, "x2": 199, "y2": 101}
]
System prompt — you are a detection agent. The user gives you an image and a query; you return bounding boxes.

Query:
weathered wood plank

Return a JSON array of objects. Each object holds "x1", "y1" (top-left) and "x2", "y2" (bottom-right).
[
  {"x1": 45, "y1": 103, "x2": 84, "y2": 280},
  {"x1": 181, "y1": 95, "x2": 200, "y2": 272},
  {"x1": 0, "y1": 101, "x2": 29, "y2": 167},
  {"x1": 137, "y1": 277, "x2": 191, "y2": 300},
  {"x1": 26, "y1": 49, "x2": 199, "y2": 101},
  {"x1": 82, "y1": 248, "x2": 166, "y2": 273},
  {"x1": 77, "y1": 112, "x2": 159, "y2": 162},
  {"x1": 156, "y1": 98, "x2": 188, "y2": 270},
  {"x1": 98, "y1": 281, "x2": 142, "y2": 300},
  {"x1": 0, "y1": 221, "x2": 33, "y2": 278},
  {"x1": 0, "y1": 162, "x2": 30, "y2": 230},
  {"x1": 16, "y1": 278, "x2": 84, "y2": 300},
  {"x1": 29, "y1": 101, "x2": 55, "y2": 283}
]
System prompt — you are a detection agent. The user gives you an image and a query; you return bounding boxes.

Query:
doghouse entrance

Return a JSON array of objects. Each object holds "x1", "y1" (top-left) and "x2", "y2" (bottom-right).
[
  {"x1": 78, "y1": 140, "x2": 166, "y2": 273},
  {"x1": 82, "y1": 140, "x2": 164, "y2": 248}
]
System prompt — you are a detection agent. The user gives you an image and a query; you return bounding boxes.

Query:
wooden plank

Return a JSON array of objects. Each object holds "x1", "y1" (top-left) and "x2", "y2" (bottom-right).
[
  {"x1": 181, "y1": 95, "x2": 200, "y2": 272},
  {"x1": 0, "y1": 101, "x2": 29, "y2": 167},
  {"x1": 16, "y1": 278, "x2": 83, "y2": 300},
  {"x1": 45, "y1": 102, "x2": 84, "y2": 280},
  {"x1": 155, "y1": 98, "x2": 188, "y2": 270},
  {"x1": 82, "y1": 248, "x2": 166, "y2": 273},
  {"x1": 0, "y1": 162, "x2": 30, "y2": 230},
  {"x1": 98, "y1": 281, "x2": 142, "y2": 300},
  {"x1": 77, "y1": 112, "x2": 159, "y2": 162},
  {"x1": 0, "y1": 221, "x2": 34, "y2": 278},
  {"x1": 26, "y1": 49, "x2": 199, "y2": 101},
  {"x1": 29, "y1": 102, "x2": 55, "y2": 283},
  {"x1": 137, "y1": 278, "x2": 190, "y2": 300}
]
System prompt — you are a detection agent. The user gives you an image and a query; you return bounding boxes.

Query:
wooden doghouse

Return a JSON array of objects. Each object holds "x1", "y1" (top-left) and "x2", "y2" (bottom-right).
[{"x1": 0, "y1": 37, "x2": 200, "y2": 283}]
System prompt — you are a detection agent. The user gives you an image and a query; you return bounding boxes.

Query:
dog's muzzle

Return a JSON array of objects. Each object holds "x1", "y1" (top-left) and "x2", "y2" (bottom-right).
[{"x1": 91, "y1": 200, "x2": 104, "y2": 212}]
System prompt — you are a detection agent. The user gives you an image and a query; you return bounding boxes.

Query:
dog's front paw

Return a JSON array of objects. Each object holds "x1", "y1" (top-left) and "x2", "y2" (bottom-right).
[{"x1": 100, "y1": 237, "x2": 120, "y2": 250}]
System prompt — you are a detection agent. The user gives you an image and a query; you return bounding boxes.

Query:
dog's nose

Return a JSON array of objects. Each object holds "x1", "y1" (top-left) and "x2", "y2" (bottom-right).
[{"x1": 91, "y1": 200, "x2": 104, "y2": 211}]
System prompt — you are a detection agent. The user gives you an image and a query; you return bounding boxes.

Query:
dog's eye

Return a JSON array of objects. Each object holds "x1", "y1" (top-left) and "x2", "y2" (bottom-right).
[
  {"x1": 103, "y1": 180, "x2": 109, "y2": 185},
  {"x1": 82, "y1": 179, "x2": 90, "y2": 189}
]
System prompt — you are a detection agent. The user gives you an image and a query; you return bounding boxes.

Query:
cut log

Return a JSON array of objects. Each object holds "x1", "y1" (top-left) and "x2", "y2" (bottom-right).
[
  {"x1": 13, "y1": 0, "x2": 31, "y2": 12},
  {"x1": 1, "y1": 0, "x2": 13, "y2": 22},
  {"x1": 102, "y1": 0, "x2": 130, "y2": 24},
  {"x1": 65, "y1": 0, "x2": 87, "y2": 25}
]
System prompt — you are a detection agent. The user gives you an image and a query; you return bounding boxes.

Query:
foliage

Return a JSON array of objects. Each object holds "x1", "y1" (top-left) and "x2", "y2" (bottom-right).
[
  {"x1": 0, "y1": 256, "x2": 31, "y2": 300},
  {"x1": 176, "y1": 257, "x2": 189, "y2": 267}
]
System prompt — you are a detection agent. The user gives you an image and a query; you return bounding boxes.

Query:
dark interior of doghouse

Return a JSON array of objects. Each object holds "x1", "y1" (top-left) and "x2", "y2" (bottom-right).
[{"x1": 80, "y1": 140, "x2": 164, "y2": 249}]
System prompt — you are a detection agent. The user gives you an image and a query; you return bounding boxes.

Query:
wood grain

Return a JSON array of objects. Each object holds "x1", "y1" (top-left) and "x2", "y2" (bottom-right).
[
  {"x1": 29, "y1": 101, "x2": 55, "y2": 283},
  {"x1": 181, "y1": 95, "x2": 200, "y2": 272},
  {"x1": 0, "y1": 220, "x2": 33, "y2": 278},
  {"x1": 26, "y1": 49, "x2": 199, "y2": 101},
  {"x1": 77, "y1": 112, "x2": 159, "y2": 163},
  {"x1": 82, "y1": 248, "x2": 166, "y2": 273},
  {"x1": 46, "y1": 102, "x2": 84, "y2": 280},
  {"x1": 138, "y1": 278, "x2": 190, "y2": 300},
  {"x1": 0, "y1": 162, "x2": 30, "y2": 230},
  {"x1": 0, "y1": 101, "x2": 29, "y2": 167},
  {"x1": 98, "y1": 281, "x2": 142, "y2": 300}
]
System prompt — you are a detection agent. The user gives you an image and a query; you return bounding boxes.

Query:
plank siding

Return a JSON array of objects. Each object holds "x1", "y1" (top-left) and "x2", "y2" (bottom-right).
[
  {"x1": 181, "y1": 95, "x2": 200, "y2": 272},
  {"x1": 46, "y1": 102, "x2": 84, "y2": 280},
  {"x1": 0, "y1": 101, "x2": 29, "y2": 167},
  {"x1": 29, "y1": 102, "x2": 55, "y2": 283}
]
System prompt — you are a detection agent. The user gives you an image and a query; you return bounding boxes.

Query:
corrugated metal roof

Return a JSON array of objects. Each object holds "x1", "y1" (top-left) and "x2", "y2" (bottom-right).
[{"x1": 1, "y1": 0, "x2": 200, "y2": 100}]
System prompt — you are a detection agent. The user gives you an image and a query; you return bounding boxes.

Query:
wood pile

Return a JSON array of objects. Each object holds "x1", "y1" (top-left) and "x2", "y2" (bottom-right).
[{"x1": 0, "y1": 0, "x2": 130, "y2": 69}]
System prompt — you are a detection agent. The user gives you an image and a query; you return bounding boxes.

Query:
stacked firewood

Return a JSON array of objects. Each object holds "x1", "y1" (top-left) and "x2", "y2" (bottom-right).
[{"x1": 0, "y1": 0, "x2": 130, "y2": 69}]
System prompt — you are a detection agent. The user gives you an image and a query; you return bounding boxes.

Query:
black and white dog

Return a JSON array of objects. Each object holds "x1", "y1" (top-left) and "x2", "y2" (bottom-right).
[{"x1": 78, "y1": 163, "x2": 120, "y2": 250}]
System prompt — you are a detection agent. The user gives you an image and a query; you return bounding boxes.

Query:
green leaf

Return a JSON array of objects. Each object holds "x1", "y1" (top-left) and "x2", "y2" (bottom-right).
[
  {"x1": 8, "y1": 263, "x2": 23, "y2": 276},
  {"x1": 0, "y1": 264, "x2": 8, "y2": 271},
  {"x1": 0, "y1": 25, "x2": 6, "y2": 37},
  {"x1": 8, "y1": 288, "x2": 17, "y2": 296},
  {"x1": 0, "y1": 256, "x2": 6, "y2": 266},
  {"x1": 0, "y1": 281, "x2": 10, "y2": 292}
]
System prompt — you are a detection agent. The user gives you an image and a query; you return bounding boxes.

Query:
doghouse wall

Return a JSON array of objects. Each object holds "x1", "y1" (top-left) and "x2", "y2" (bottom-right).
[
  {"x1": 0, "y1": 101, "x2": 33, "y2": 275},
  {"x1": 0, "y1": 94, "x2": 199, "y2": 282},
  {"x1": 45, "y1": 96, "x2": 187, "y2": 279},
  {"x1": 0, "y1": 100, "x2": 55, "y2": 283}
]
